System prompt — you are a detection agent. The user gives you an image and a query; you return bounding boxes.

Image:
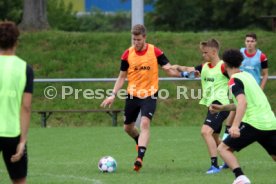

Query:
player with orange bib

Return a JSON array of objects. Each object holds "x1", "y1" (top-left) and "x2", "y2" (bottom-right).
[{"x1": 101, "y1": 24, "x2": 181, "y2": 171}]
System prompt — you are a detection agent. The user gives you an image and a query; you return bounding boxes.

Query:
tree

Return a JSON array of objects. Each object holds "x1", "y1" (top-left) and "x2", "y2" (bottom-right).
[
  {"x1": 0, "y1": 0, "x2": 22, "y2": 23},
  {"x1": 19, "y1": 0, "x2": 49, "y2": 30},
  {"x1": 149, "y1": 0, "x2": 203, "y2": 31},
  {"x1": 148, "y1": 0, "x2": 276, "y2": 31}
]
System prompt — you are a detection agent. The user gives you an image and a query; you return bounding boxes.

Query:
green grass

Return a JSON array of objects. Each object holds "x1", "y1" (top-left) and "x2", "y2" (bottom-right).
[
  {"x1": 18, "y1": 30, "x2": 276, "y2": 78},
  {"x1": 1, "y1": 127, "x2": 275, "y2": 183}
]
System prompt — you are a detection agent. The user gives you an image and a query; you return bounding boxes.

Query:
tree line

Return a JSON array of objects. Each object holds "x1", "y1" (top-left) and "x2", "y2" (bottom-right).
[
  {"x1": 147, "y1": 0, "x2": 276, "y2": 31},
  {"x1": 0, "y1": 0, "x2": 276, "y2": 31}
]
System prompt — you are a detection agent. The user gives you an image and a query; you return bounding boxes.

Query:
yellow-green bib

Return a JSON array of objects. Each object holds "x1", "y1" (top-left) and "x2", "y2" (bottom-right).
[
  {"x1": 200, "y1": 60, "x2": 229, "y2": 106},
  {"x1": 0, "y1": 56, "x2": 26, "y2": 137}
]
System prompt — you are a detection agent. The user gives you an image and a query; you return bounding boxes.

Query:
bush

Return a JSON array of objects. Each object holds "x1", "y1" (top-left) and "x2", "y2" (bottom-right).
[
  {"x1": 47, "y1": 0, "x2": 80, "y2": 31},
  {"x1": 77, "y1": 9, "x2": 130, "y2": 32}
]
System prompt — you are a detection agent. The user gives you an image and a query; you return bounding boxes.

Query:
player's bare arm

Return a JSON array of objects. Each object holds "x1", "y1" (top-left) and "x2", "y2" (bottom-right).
[
  {"x1": 229, "y1": 94, "x2": 247, "y2": 138},
  {"x1": 225, "y1": 111, "x2": 236, "y2": 127},
  {"x1": 11, "y1": 93, "x2": 32, "y2": 163},
  {"x1": 162, "y1": 63, "x2": 181, "y2": 77},
  {"x1": 101, "y1": 71, "x2": 127, "y2": 108},
  {"x1": 260, "y1": 68, "x2": 268, "y2": 90},
  {"x1": 170, "y1": 64, "x2": 195, "y2": 72},
  {"x1": 209, "y1": 103, "x2": 236, "y2": 113}
]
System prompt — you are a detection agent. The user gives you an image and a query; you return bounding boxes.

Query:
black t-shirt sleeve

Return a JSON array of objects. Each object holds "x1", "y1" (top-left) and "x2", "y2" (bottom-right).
[
  {"x1": 24, "y1": 65, "x2": 34, "y2": 93},
  {"x1": 261, "y1": 60, "x2": 268, "y2": 69},
  {"x1": 195, "y1": 64, "x2": 202, "y2": 73},
  {"x1": 157, "y1": 53, "x2": 169, "y2": 66},
  {"x1": 231, "y1": 78, "x2": 244, "y2": 97},
  {"x1": 120, "y1": 60, "x2": 129, "y2": 71}
]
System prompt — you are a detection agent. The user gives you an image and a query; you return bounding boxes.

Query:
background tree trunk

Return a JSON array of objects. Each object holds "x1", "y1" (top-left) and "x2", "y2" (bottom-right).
[{"x1": 19, "y1": 0, "x2": 49, "y2": 30}]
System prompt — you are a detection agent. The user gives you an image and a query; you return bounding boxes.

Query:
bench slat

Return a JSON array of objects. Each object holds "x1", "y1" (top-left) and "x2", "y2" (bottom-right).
[{"x1": 32, "y1": 109, "x2": 124, "y2": 127}]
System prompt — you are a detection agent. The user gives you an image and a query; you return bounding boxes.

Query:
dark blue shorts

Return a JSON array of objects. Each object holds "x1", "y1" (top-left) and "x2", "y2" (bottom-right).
[
  {"x1": 0, "y1": 136, "x2": 28, "y2": 180},
  {"x1": 204, "y1": 101, "x2": 229, "y2": 134},
  {"x1": 124, "y1": 94, "x2": 157, "y2": 124},
  {"x1": 224, "y1": 123, "x2": 276, "y2": 155}
]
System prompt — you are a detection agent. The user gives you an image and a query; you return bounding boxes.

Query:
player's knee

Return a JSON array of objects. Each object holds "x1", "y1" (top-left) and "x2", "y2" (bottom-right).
[
  {"x1": 140, "y1": 121, "x2": 150, "y2": 130},
  {"x1": 201, "y1": 125, "x2": 214, "y2": 137},
  {"x1": 124, "y1": 124, "x2": 132, "y2": 133},
  {"x1": 201, "y1": 129, "x2": 212, "y2": 138},
  {"x1": 218, "y1": 143, "x2": 233, "y2": 156},
  {"x1": 201, "y1": 130, "x2": 207, "y2": 137}
]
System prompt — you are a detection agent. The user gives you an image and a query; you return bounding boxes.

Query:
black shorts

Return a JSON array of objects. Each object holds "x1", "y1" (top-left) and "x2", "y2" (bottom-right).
[
  {"x1": 0, "y1": 136, "x2": 28, "y2": 180},
  {"x1": 124, "y1": 94, "x2": 157, "y2": 124},
  {"x1": 204, "y1": 101, "x2": 229, "y2": 134},
  {"x1": 224, "y1": 123, "x2": 276, "y2": 155}
]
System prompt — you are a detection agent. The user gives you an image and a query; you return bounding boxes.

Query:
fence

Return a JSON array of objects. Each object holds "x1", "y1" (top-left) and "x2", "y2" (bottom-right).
[
  {"x1": 33, "y1": 77, "x2": 276, "y2": 127},
  {"x1": 34, "y1": 76, "x2": 276, "y2": 83}
]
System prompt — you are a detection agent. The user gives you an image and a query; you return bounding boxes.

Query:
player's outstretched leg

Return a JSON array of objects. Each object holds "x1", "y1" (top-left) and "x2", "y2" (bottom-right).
[{"x1": 220, "y1": 125, "x2": 231, "y2": 169}]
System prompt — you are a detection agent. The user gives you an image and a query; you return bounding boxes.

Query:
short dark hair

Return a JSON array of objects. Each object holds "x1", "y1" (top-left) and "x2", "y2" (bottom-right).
[
  {"x1": 131, "y1": 24, "x2": 146, "y2": 36},
  {"x1": 245, "y1": 33, "x2": 257, "y2": 40},
  {"x1": 200, "y1": 38, "x2": 220, "y2": 50},
  {"x1": 222, "y1": 49, "x2": 244, "y2": 68},
  {"x1": 0, "y1": 21, "x2": 19, "y2": 50}
]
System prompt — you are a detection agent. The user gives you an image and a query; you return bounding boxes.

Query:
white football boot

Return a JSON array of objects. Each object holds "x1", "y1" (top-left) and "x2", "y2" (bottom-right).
[{"x1": 232, "y1": 175, "x2": 251, "y2": 184}]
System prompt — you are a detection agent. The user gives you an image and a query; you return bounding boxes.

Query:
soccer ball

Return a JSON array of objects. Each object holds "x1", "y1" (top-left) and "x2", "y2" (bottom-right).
[{"x1": 98, "y1": 156, "x2": 117, "y2": 173}]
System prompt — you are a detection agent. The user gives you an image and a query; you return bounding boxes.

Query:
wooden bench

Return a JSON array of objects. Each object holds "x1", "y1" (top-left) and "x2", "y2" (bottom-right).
[
  {"x1": 260, "y1": 15, "x2": 276, "y2": 31},
  {"x1": 32, "y1": 109, "x2": 124, "y2": 127}
]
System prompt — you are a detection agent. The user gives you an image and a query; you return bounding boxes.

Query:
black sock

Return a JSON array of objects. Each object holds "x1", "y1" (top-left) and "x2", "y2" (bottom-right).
[
  {"x1": 233, "y1": 167, "x2": 244, "y2": 178},
  {"x1": 138, "y1": 146, "x2": 147, "y2": 160},
  {"x1": 133, "y1": 135, "x2": 139, "y2": 145},
  {"x1": 225, "y1": 125, "x2": 231, "y2": 134},
  {"x1": 211, "y1": 157, "x2": 218, "y2": 168}
]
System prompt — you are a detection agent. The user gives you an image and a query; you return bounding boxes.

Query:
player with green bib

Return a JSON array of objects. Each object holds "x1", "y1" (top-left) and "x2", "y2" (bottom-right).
[
  {"x1": 210, "y1": 49, "x2": 276, "y2": 184},
  {"x1": 0, "y1": 21, "x2": 34, "y2": 184},
  {"x1": 171, "y1": 39, "x2": 230, "y2": 174}
]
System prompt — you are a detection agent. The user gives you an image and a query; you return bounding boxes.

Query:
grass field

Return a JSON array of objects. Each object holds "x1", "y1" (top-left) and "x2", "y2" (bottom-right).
[
  {"x1": 0, "y1": 127, "x2": 275, "y2": 183},
  {"x1": 1, "y1": 30, "x2": 275, "y2": 183}
]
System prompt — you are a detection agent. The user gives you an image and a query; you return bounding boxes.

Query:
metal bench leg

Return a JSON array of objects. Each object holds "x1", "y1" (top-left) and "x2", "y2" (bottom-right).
[
  {"x1": 40, "y1": 112, "x2": 47, "y2": 128},
  {"x1": 107, "y1": 111, "x2": 118, "y2": 126},
  {"x1": 39, "y1": 112, "x2": 52, "y2": 128},
  {"x1": 111, "y1": 112, "x2": 118, "y2": 127}
]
